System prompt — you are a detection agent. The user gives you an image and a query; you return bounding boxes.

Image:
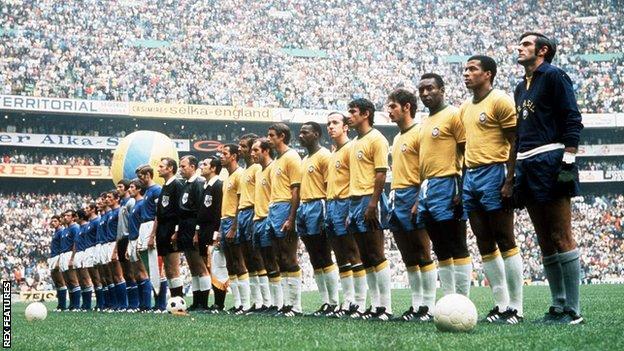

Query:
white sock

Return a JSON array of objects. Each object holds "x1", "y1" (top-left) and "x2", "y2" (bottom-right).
[
  {"x1": 314, "y1": 269, "x2": 329, "y2": 304},
  {"x1": 438, "y1": 261, "x2": 455, "y2": 295},
  {"x1": 324, "y1": 265, "x2": 340, "y2": 306},
  {"x1": 421, "y1": 265, "x2": 437, "y2": 309},
  {"x1": 340, "y1": 272, "x2": 355, "y2": 310},
  {"x1": 270, "y1": 277, "x2": 283, "y2": 308},
  {"x1": 366, "y1": 269, "x2": 379, "y2": 308},
  {"x1": 503, "y1": 250, "x2": 524, "y2": 315},
  {"x1": 249, "y1": 274, "x2": 259, "y2": 308},
  {"x1": 407, "y1": 267, "x2": 423, "y2": 309},
  {"x1": 238, "y1": 274, "x2": 251, "y2": 310},
  {"x1": 353, "y1": 271, "x2": 367, "y2": 312},
  {"x1": 281, "y1": 274, "x2": 290, "y2": 307},
  {"x1": 229, "y1": 276, "x2": 241, "y2": 307},
  {"x1": 375, "y1": 263, "x2": 392, "y2": 314},
  {"x1": 290, "y1": 274, "x2": 302, "y2": 313},
  {"x1": 259, "y1": 275, "x2": 271, "y2": 307},
  {"x1": 454, "y1": 258, "x2": 473, "y2": 297},
  {"x1": 483, "y1": 251, "x2": 509, "y2": 310}
]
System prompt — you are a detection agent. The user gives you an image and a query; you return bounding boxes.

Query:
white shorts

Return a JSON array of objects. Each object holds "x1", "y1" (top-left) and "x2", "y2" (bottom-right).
[
  {"x1": 128, "y1": 239, "x2": 140, "y2": 262},
  {"x1": 74, "y1": 251, "x2": 85, "y2": 269},
  {"x1": 100, "y1": 242, "x2": 116, "y2": 265},
  {"x1": 59, "y1": 252, "x2": 73, "y2": 272},
  {"x1": 137, "y1": 221, "x2": 154, "y2": 251},
  {"x1": 82, "y1": 247, "x2": 95, "y2": 268},
  {"x1": 48, "y1": 255, "x2": 60, "y2": 270},
  {"x1": 94, "y1": 244, "x2": 103, "y2": 265}
]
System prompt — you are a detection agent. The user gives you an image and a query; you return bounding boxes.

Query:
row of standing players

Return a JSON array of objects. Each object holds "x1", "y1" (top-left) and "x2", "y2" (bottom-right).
[{"x1": 47, "y1": 34, "x2": 585, "y2": 324}]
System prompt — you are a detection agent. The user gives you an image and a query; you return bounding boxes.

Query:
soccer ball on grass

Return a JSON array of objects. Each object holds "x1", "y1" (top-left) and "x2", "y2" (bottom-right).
[
  {"x1": 166, "y1": 296, "x2": 187, "y2": 314},
  {"x1": 25, "y1": 302, "x2": 48, "y2": 321},
  {"x1": 433, "y1": 294, "x2": 478, "y2": 332}
]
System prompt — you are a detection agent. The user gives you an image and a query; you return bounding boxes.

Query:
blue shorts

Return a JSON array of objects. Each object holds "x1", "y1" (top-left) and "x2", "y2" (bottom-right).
[
  {"x1": 220, "y1": 217, "x2": 240, "y2": 246},
  {"x1": 325, "y1": 199, "x2": 350, "y2": 237},
  {"x1": 237, "y1": 208, "x2": 255, "y2": 242},
  {"x1": 389, "y1": 186, "x2": 424, "y2": 232},
  {"x1": 463, "y1": 163, "x2": 506, "y2": 213},
  {"x1": 296, "y1": 199, "x2": 325, "y2": 236},
  {"x1": 253, "y1": 218, "x2": 272, "y2": 248},
  {"x1": 514, "y1": 148, "x2": 580, "y2": 205},
  {"x1": 417, "y1": 176, "x2": 464, "y2": 223},
  {"x1": 268, "y1": 202, "x2": 291, "y2": 239},
  {"x1": 348, "y1": 194, "x2": 389, "y2": 234}
]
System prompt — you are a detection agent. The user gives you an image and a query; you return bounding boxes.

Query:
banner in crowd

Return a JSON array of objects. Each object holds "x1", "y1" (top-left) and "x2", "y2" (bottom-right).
[
  {"x1": 129, "y1": 102, "x2": 275, "y2": 122},
  {"x1": 0, "y1": 95, "x2": 128, "y2": 116},
  {"x1": 0, "y1": 164, "x2": 112, "y2": 179},
  {"x1": 19, "y1": 290, "x2": 57, "y2": 302},
  {"x1": 579, "y1": 170, "x2": 624, "y2": 183},
  {"x1": 0, "y1": 132, "x2": 190, "y2": 152},
  {"x1": 274, "y1": 108, "x2": 395, "y2": 125},
  {"x1": 578, "y1": 144, "x2": 624, "y2": 157},
  {"x1": 191, "y1": 140, "x2": 223, "y2": 152}
]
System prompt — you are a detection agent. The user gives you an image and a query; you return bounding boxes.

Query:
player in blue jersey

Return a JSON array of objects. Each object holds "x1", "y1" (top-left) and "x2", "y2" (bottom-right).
[
  {"x1": 95, "y1": 195, "x2": 115, "y2": 311},
  {"x1": 59, "y1": 210, "x2": 82, "y2": 311},
  {"x1": 117, "y1": 179, "x2": 139, "y2": 311},
  {"x1": 104, "y1": 190, "x2": 128, "y2": 311},
  {"x1": 136, "y1": 164, "x2": 167, "y2": 312},
  {"x1": 74, "y1": 209, "x2": 94, "y2": 310},
  {"x1": 514, "y1": 32, "x2": 584, "y2": 324},
  {"x1": 48, "y1": 215, "x2": 67, "y2": 311},
  {"x1": 83, "y1": 202, "x2": 104, "y2": 311}
]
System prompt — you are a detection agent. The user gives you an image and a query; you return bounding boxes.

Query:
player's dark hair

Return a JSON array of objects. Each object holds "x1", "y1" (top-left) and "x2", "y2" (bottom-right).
[
  {"x1": 130, "y1": 178, "x2": 145, "y2": 195},
  {"x1": 135, "y1": 164, "x2": 154, "y2": 178},
  {"x1": 223, "y1": 144, "x2": 240, "y2": 161},
  {"x1": 181, "y1": 155, "x2": 199, "y2": 169},
  {"x1": 388, "y1": 88, "x2": 418, "y2": 118},
  {"x1": 348, "y1": 98, "x2": 376, "y2": 126},
  {"x1": 77, "y1": 208, "x2": 88, "y2": 221},
  {"x1": 160, "y1": 157, "x2": 178, "y2": 174},
  {"x1": 255, "y1": 137, "x2": 272, "y2": 152},
  {"x1": 328, "y1": 111, "x2": 349, "y2": 125},
  {"x1": 519, "y1": 32, "x2": 557, "y2": 63},
  {"x1": 302, "y1": 121, "x2": 323, "y2": 138},
  {"x1": 420, "y1": 73, "x2": 445, "y2": 89},
  {"x1": 107, "y1": 190, "x2": 120, "y2": 200},
  {"x1": 87, "y1": 202, "x2": 97, "y2": 212},
  {"x1": 468, "y1": 55, "x2": 497, "y2": 83},
  {"x1": 268, "y1": 123, "x2": 291, "y2": 145},
  {"x1": 117, "y1": 178, "x2": 131, "y2": 191},
  {"x1": 99, "y1": 192, "x2": 108, "y2": 199},
  {"x1": 240, "y1": 133, "x2": 259, "y2": 148},
  {"x1": 64, "y1": 209, "x2": 77, "y2": 218},
  {"x1": 51, "y1": 214, "x2": 61, "y2": 222}
]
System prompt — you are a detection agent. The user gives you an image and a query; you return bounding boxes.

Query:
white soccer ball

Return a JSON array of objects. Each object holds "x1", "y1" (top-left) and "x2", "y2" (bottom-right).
[
  {"x1": 25, "y1": 302, "x2": 48, "y2": 321},
  {"x1": 166, "y1": 296, "x2": 187, "y2": 314},
  {"x1": 433, "y1": 294, "x2": 478, "y2": 332}
]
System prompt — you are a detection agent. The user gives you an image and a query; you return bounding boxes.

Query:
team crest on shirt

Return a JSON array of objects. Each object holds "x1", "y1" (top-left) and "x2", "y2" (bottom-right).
[
  {"x1": 335, "y1": 161, "x2": 341, "y2": 169},
  {"x1": 261, "y1": 178, "x2": 268, "y2": 186},
  {"x1": 162, "y1": 195, "x2": 169, "y2": 207},
  {"x1": 518, "y1": 100, "x2": 535, "y2": 120},
  {"x1": 182, "y1": 192, "x2": 189, "y2": 204},
  {"x1": 245, "y1": 175, "x2": 252, "y2": 183},
  {"x1": 356, "y1": 150, "x2": 364, "y2": 160},
  {"x1": 479, "y1": 112, "x2": 487, "y2": 123},
  {"x1": 276, "y1": 168, "x2": 283, "y2": 176},
  {"x1": 307, "y1": 165, "x2": 315, "y2": 173},
  {"x1": 227, "y1": 182, "x2": 234, "y2": 190},
  {"x1": 431, "y1": 127, "x2": 440, "y2": 138},
  {"x1": 400, "y1": 143, "x2": 407, "y2": 152},
  {"x1": 204, "y1": 195, "x2": 212, "y2": 207}
]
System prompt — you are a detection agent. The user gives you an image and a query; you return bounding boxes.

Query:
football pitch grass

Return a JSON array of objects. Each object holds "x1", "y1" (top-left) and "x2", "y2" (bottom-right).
[{"x1": 9, "y1": 284, "x2": 624, "y2": 350}]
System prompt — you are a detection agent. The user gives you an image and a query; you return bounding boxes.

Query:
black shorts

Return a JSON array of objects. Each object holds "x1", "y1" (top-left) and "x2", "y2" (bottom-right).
[
  {"x1": 197, "y1": 222, "x2": 216, "y2": 257},
  {"x1": 177, "y1": 218, "x2": 198, "y2": 252},
  {"x1": 156, "y1": 220, "x2": 178, "y2": 256},
  {"x1": 117, "y1": 237, "x2": 129, "y2": 263}
]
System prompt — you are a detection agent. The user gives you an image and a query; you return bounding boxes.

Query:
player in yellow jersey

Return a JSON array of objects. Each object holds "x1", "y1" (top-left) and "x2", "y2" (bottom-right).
[
  {"x1": 237, "y1": 133, "x2": 271, "y2": 313},
  {"x1": 417, "y1": 73, "x2": 472, "y2": 297},
  {"x1": 219, "y1": 144, "x2": 251, "y2": 314},
  {"x1": 346, "y1": 98, "x2": 392, "y2": 321},
  {"x1": 267, "y1": 123, "x2": 303, "y2": 317},
  {"x1": 461, "y1": 55, "x2": 524, "y2": 324},
  {"x1": 325, "y1": 112, "x2": 367, "y2": 318},
  {"x1": 386, "y1": 88, "x2": 436, "y2": 322},
  {"x1": 250, "y1": 137, "x2": 284, "y2": 315},
  {"x1": 296, "y1": 121, "x2": 340, "y2": 317}
]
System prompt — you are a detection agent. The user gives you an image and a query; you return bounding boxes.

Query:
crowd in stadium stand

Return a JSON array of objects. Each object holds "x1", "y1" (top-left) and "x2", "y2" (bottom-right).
[
  {"x1": 1, "y1": 0, "x2": 622, "y2": 113},
  {"x1": 577, "y1": 159, "x2": 624, "y2": 171},
  {"x1": 1, "y1": 149, "x2": 112, "y2": 166},
  {"x1": 3, "y1": 192, "x2": 622, "y2": 292}
]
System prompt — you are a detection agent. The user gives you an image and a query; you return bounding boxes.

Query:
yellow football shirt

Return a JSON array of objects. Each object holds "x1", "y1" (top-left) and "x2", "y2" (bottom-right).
[
  {"x1": 221, "y1": 167, "x2": 242, "y2": 219},
  {"x1": 270, "y1": 148, "x2": 302, "y2": 203},
  {"x1": 349, "y1": 128, "x2": 389, "y2": 197},
  {"x1": 254, "y1": 162, "x2": 273, "y2": 220},
  {"x1": 390, "y1": 123, "x2": 421, "y2": 189},
  {"x1": 301, "y1": 147, "x2": 331, "y2": 202},
  {"x1": 327, "y1": 140, "x2": 352, "y2": 200},
  {"x1": 419, "y1": 105, "x2": 465, "y2": 179},
  {"x1": 460, "y1": 89, "x2": 517, "y2": 168},
  {"x1": 238, "y1": 163, "x2": 262, "y2": 209}
]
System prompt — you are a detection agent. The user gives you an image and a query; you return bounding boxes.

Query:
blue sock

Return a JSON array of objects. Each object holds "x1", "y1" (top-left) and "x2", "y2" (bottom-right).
[
  {"x1": 127, "y1": 282, "x2": 139, "y2": 309},
  {"x1": 157, "y1": 280, "x2": 168, "y2": 310},
  {"x1": 81, "y1": 286, "x2": 93, "y2": 310},
  {"x1": 116, "y1": 282, "x2": 128, "y2": 309},
  {"x1": 107, "y1": 284, "x2": 118, "y2": 309},
  {"x1": 70, "y1": 285, "x2": 81, "y2": 309},
  {"x1": 95, "y1": 286, "x2": 104, "y2": 309},
  {"x1": 138, "y1": 279, "x2": 152, "y2": 310},
  {"x1": 57, "y1": 287, "x2": 67, "y2": 310}
]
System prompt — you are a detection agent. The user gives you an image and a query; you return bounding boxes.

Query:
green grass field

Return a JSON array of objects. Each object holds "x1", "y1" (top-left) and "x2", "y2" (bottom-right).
[{"x1": 8, "y1": 285, "x2": 624, "y2": 350}]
